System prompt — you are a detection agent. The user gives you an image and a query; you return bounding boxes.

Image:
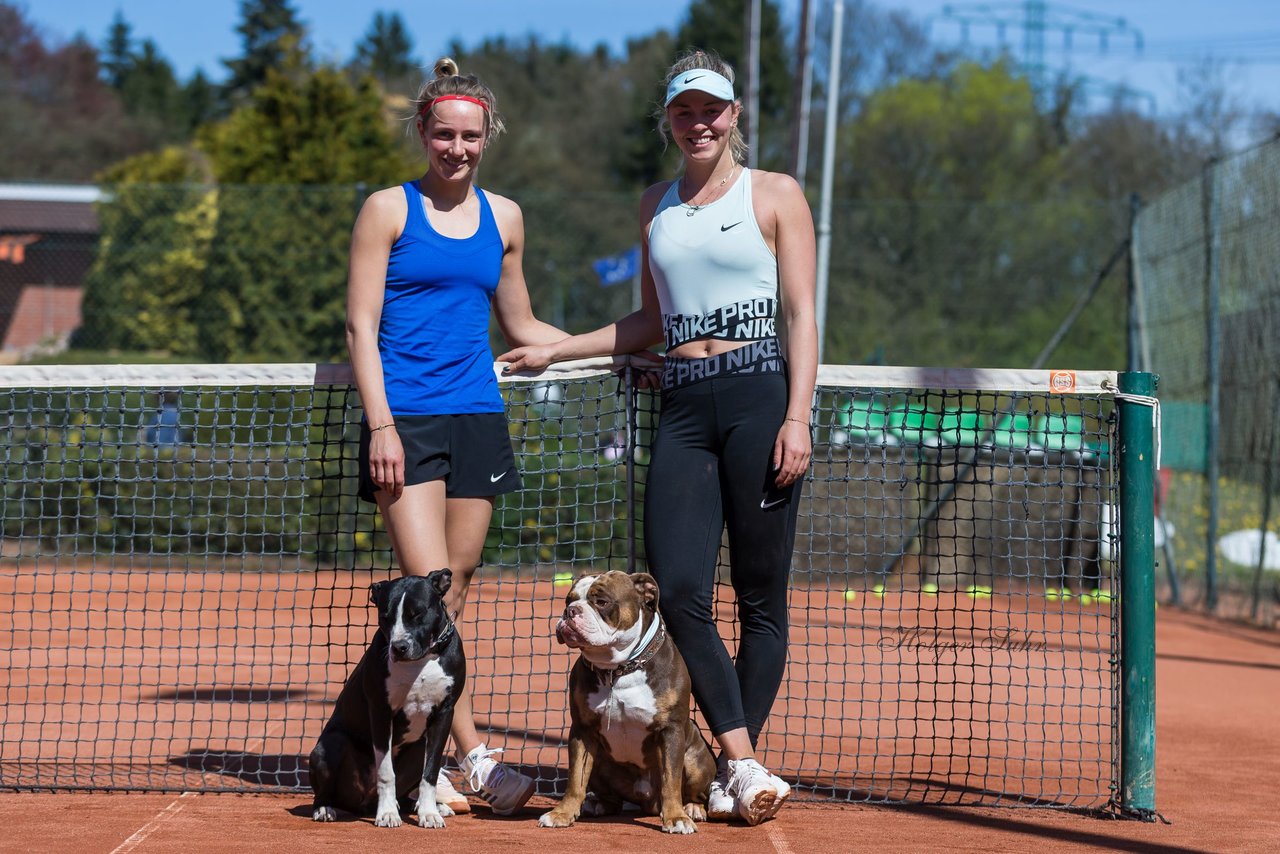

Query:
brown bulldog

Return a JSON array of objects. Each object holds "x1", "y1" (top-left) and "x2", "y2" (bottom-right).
[{"x1": 539, "y1": 571, "x2": 715, "y2": 834}]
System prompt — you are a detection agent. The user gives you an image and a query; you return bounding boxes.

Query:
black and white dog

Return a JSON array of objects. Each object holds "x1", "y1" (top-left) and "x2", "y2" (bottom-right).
[{"x1": 309, "y1": 570, "x2": 464, "y2": 828}]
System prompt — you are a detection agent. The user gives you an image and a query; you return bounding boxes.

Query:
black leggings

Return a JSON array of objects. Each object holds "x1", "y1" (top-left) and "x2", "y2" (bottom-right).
[{"x1": 644, "y1": 369, "x2": 802, "y2": 744}]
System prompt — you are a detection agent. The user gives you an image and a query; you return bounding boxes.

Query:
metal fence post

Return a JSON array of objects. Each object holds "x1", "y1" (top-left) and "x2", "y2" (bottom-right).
[
  {"x1": 1118, "y1": 370, "x2": 1157, "y2": 819},
  {"x1": 624, "y1": 366, "x2": 637, "y2": 574}
]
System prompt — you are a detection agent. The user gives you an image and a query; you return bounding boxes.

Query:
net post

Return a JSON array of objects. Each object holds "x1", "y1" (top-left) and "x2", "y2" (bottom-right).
[
  {"x1": 1118, "y1": 370, "x2": 1157, "y2": 819},
  {"x1": 624, "y1": 366, "x2": 637, "y2": 574}
]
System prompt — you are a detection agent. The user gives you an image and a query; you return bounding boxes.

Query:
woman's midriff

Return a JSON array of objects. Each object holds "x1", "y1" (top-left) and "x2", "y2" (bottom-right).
[{"x1": 667, "y1": 338, "x2": 761, "y2": 360}]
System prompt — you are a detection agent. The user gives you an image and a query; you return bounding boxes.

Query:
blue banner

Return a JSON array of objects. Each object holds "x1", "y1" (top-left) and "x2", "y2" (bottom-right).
[{"x1": 592, "y1": 245, "x2": 640, "y2": 287}]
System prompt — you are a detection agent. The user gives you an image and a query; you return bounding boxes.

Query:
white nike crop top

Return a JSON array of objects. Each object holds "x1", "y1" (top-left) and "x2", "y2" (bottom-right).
[{"x1": 647, "y1": 169, "x2": 779, "y2": 352}]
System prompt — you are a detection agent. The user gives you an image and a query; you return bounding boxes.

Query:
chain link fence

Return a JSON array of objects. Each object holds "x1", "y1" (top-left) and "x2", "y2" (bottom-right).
[{"x1": 1133, "y1": 135, "x2": 1280, "y2": 626}]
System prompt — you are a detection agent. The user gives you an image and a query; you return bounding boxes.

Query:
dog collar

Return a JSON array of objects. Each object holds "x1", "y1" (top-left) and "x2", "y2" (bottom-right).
[
  {"x1": 424, "y1": 610, "x2": 460, "y2": 655},
  {"x1": 592, "y1": 615, "x2": 665, "y2": 678}
]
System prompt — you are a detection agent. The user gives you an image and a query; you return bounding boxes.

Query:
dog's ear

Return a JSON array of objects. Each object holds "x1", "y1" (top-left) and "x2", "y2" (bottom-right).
[
  {"x1": 428, "y1": 567, "x2": 452, "y2": 598},
  {"x1": 369, "y1": 579, "x2": 387, "y2": 607},
  {"x1": 631, "y1": 572, "x2": 660, "y2": 611}
]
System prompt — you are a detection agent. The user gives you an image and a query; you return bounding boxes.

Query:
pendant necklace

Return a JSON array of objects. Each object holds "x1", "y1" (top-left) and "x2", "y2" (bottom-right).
[{"x1": 682, "y1": 165, "x2": 737, "y2": 216}]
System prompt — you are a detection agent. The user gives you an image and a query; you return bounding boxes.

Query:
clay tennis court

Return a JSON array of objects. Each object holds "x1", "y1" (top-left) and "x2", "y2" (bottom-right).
[{"x1": 2, "y1": 566, "x2": 1276, "y2": 852}]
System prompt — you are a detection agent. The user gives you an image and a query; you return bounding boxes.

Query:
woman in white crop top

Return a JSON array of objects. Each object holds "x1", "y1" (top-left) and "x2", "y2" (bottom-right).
[{"x1": 500, "y1": 49, "x2": 817, "y2": 828}]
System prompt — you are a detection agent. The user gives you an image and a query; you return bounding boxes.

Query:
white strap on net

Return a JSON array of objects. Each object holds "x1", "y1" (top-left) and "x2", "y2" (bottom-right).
[{"x1": 1113, "y1": 392, "x2": 1162, "y2": 471}]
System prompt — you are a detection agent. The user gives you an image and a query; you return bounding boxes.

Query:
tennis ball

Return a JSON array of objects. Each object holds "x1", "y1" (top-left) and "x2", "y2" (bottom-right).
[
  {"x1": 1079, "y1": 593, "x2": 1094, "y2": 606},
  {"x1": 553, "y1": 571, "x2": 574, "y2": 587},
  {"x1": 1045, "y1": 587, "x2": 1060, "y2": 601},
  {"x1": 872, "y1": 583, "x2": 885, "y2": 598},
  {"x1": 353, "y1": 531, "x2": 371, "y2": 550},
  {"x1": 922, "y1": 583, "x2": 939, "y2": 595},
  {"x1": 843, "y1": 589, "x2": 857, "y2": 603},
  {"x1": 977, "y1": 585, "x2": 993, "y2": 599}
]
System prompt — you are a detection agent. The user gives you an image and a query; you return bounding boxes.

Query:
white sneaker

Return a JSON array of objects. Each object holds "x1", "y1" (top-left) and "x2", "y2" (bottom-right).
[
  {"x1": 459, "y1": 744, "x2": 535, "y2": 816},
  {"x1": 435, "y1": 767, "x2": 470, "y2": 814},
  {"x1": 707, "y1": 757, "x2": 734, "y2": 821},
  {"x1": 726, "y1": 758, "x2": 788, "y2": 825}
]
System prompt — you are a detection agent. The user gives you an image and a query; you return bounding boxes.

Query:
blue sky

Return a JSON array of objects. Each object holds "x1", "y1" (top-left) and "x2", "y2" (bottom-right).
[{"x1": 26, "y1": 0, "x2": 1280, "y2": 119}]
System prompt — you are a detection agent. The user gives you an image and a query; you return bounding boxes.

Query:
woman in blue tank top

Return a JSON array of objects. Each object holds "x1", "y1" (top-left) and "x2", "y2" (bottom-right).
[
  {"x1": 500, "y1": 50, "x2": 818, "y2": 827},
  {"x1": 345, "y1": 57, "x2": 566, "y2": 819}
]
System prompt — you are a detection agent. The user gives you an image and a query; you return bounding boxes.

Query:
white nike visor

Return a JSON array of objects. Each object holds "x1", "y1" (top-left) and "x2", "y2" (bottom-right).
[{"x1": 664, "y1": 69, "x2": 736, "y2": 106}]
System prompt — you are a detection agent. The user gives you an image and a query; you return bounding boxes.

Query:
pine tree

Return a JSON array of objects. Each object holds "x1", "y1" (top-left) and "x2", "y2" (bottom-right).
[
  {"x1": 101, "y1": 11, "x2": 132, "y2": 90},
  {"x1": 221, "y1": 0, "x2": 309, "y2": 105},
  {"x1": 353, "y1": 11, "x2": 416, "y2": 86}
]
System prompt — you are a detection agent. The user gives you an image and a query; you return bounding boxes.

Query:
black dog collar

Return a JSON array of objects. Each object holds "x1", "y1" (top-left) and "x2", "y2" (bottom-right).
[{"x1": 591, "y1": 616, "x2": 665, "y2": 678}]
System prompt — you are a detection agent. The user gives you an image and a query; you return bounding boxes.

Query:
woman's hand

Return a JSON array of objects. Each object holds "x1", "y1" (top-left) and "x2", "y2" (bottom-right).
[
  {"x1": 368, "y1": 426, "x2": 406, "y2": 498},
  {"x1": 772, "y1": 419, "x2": 812, "y2": 488},
  {"x1": 496, "y1": 343, "x2": 561, "y2": 375},
  {"x1": 623, "y1": 350, "x2": 665, "y2": 390}
]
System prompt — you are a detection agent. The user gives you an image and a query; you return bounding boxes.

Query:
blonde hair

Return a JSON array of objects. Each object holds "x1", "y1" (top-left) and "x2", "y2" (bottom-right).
[
  {"x1": 656, "y1": 49, "x2": 747, "y2": 165},
  {"x1": 411, "y1": 57, "x2": 506, "y2": 146}
]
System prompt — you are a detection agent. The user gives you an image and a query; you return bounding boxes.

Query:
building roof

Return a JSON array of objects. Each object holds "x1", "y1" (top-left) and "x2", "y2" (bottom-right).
[{"x1": 0, "y1": 184, "x2": 102, "y2": 233}]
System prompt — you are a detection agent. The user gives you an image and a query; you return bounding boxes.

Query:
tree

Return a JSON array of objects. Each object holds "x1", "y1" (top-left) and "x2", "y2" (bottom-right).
[
  {"x1": 824, "y1": 60, "x2": 1127, "y2": 369},
  {"x1": 119, "y1": 39, "x2": 184, "y2": 137},
  {"x1": 0, "y1": 4, "x2": 155, "y2": 181},
  {"x1": 194, "y1": 64, "x2": 410, "y2": 359},
  {"x1": 101, "y1": 11, "x2": 132, "y2": 89},
  {"x1": 353, "y1": 11, "x2": 416, "y2": 87},
  {"x1": 76, "y1": 147, "x2": 214, "y2": 354},
  {"x1": 221, "y1": 0, "x2": 309, "y2": 106}
]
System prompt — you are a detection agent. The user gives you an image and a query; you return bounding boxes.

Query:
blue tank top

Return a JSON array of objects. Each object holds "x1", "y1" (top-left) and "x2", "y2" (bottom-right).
[{"x1": 378, "y1": 181, "x2": 505, "y2": 415}]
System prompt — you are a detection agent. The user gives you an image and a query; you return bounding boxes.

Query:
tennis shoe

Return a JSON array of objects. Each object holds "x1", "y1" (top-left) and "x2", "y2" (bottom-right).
[
  {"x1": 726, "y1": 758, "x2": 788, "y2": 825},
  {"x1": 707, "y1": 756, "x2": 734, "y2": 821},
  {"x1": 435, "y1": 767, "x2": 470, "y2": 814},
  {"x1": 460, "y1": 744, "x2": 535, "y2": 816}
]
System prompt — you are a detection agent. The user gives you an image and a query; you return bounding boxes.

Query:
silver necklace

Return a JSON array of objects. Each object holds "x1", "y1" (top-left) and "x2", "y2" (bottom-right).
[{"x1": 681, "y1": 166, "x2": 737, "y2": 216}]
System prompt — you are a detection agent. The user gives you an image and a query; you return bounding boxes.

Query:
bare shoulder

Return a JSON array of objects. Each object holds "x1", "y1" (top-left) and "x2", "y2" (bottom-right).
[
  {"x1": 481, "y1": 189, "x2": 524, "y2": 232},
  {"x1": 750, "y1": 169, "x2": 805, "y2": 205},
  {"x1": 482, "y1": 189, "x2": 522, "y2": 220},
  {"x1": 357, "y1": 185, "x2": 409, "y2": 234},
  {"x1": 639, "y1": 180, "x2": 674, "y2": 223}
]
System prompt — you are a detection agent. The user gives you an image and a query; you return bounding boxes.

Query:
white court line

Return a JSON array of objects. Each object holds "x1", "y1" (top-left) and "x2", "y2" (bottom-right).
[
  {"x1": 108, "y1": 718, "x2": 291, "y2": 853},
  {"x1": 766, "y1": 820, "x2": 797, "y2": 854},
  {"x1": 110, "y1": 791, "x2": 194, "y2": 854}
]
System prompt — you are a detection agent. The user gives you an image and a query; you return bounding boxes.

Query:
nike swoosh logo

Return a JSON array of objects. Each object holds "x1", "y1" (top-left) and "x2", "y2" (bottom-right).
[
  {"x1": 490, "y1": 471, "x2": 508, "y2": 483},
  {"x1": 760, "y1": 495, "x2": 788, "y2": 510},
  {"x1": 721, "y1": 222, "x2": 742, "y2": 232},
  {"x1": 682, "y1": 73, "x2": 705, "y2": 84}
]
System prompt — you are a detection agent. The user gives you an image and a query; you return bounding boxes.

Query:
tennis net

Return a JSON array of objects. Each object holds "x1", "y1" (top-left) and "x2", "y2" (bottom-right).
[{"x1": 0, "y1": 360, "x2": 1154, "y2": 814}]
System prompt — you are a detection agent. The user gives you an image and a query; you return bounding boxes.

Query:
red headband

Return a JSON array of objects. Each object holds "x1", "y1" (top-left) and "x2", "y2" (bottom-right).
[{"x1": 422, "y1": 94, "x2": 490, "y2": 115}]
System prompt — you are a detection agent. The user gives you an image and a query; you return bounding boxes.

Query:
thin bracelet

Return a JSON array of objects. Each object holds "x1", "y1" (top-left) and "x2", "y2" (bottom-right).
[
  {"x1": 785, "y1": 417, "x2": 810, "y2": 427},
  {"x1": 369, "y1": 422, "x2": 396, "y2": 433}
]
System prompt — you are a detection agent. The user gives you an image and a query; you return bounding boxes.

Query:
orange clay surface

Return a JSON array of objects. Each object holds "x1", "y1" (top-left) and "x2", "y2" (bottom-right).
[{"x1": 1, "y1": 606, "x2": 1277, "y2": 853}]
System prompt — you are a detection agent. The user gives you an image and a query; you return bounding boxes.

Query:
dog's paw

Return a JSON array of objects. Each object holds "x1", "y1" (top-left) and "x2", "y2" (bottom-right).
[
  {"x1": 685, "y1": 801, "x2": 707, "y2": 822},
  {"x1": 311, "y1": 806, "x2": 337, "y2": 822},
  {"x1": 437, "y1": 802, "x2": 455, "y2": 817},
  {"x1": 374, "y1": 809, "x2": 402, "y2": 828},
  {"x1": 661, "y1": 813, "x2": 698, "y2": 834},
  {"x1": 538, "y1": 809, "x2": 578, "y2": 828},
  {"x1": 416, "y1": 810, "x2": 446, "y2": 829}
]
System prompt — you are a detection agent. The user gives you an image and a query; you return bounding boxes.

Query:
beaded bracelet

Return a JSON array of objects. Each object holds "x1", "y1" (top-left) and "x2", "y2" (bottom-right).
[{"x1": 369, "y1": 422, "x2": 396, "y2": 433}]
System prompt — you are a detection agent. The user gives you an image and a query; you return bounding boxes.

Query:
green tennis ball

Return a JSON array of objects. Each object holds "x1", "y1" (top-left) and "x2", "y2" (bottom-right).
[
  {"x1": 1045, "y1": 587, "x2": 1060, "y2": 600},
  {"x1": 553, "y1": 571, "x2": 574, "y2": 587},
  {"x1": 872, "y1": 583, "x2": 885, "y2": 598},
  {"x1": 843, "y1": 589, "x2": 857, "y2": 603},
  {"x1": 922, "y1": 583, "x2": 939, "y2": 595},
  {"x1": 1079, "y1": 594, "x2": 1094, "y2": 606}
]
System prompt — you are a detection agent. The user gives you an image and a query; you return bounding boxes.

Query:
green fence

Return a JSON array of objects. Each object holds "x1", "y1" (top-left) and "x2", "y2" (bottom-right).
[{"x1": 1132, "y1": 135, "x2": 1280, "y2": 625}]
